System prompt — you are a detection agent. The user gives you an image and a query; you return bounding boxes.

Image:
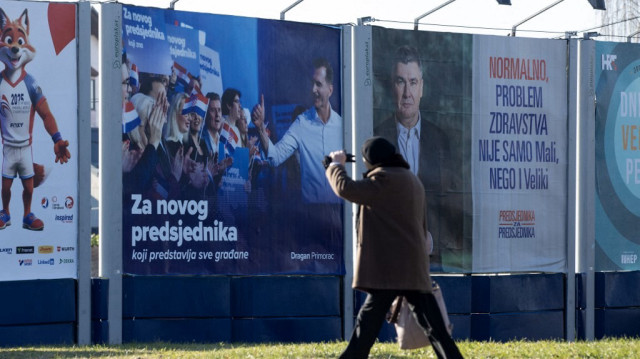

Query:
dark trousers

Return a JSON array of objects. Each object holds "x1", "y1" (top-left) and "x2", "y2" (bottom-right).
[{"x1": 340, "y1": 289, "x2": 463, "y2": 359}]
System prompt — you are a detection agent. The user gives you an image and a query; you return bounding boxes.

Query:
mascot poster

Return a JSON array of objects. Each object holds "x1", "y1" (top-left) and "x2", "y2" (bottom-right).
[{"x1": 0, "y1": 1, "x2": 78, "y2": 281}]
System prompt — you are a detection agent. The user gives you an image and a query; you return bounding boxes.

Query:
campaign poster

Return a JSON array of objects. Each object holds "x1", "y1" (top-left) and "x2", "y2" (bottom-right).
[
  {"x1": 471, "y1": 36, "x2": 567, "y2": 273},
  {"x1": 0, "y1": 1, "x2": 78, "y2": 281},
  {"x1": 369, "y1": 28, "x2": 472, "y2": 272},
  {"x1": 121, "y1": 6, "x2": 344, "y2": 275},
  {"x1": 365, "y1": 27, "x2": 567, "y2": 273},
  {"x1": 594, "y1": 41, "x2": 640, "y2": 271}
]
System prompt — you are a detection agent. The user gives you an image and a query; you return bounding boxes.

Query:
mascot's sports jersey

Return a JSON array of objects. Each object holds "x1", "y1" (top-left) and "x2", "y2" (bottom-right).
[{"x1": 0, "y1": 70, "x2": 44, "y2": 147}]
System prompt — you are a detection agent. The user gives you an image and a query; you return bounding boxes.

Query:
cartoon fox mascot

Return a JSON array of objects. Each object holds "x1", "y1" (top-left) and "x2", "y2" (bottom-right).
[{"x1": 0, "y1": 8, "x2": 70, "y2": 231}]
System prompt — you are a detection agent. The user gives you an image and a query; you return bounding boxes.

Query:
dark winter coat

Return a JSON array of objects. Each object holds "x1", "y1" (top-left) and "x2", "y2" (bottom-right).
[{"x1": 326, "y1": 163, "x2": 431, "y2": 292}]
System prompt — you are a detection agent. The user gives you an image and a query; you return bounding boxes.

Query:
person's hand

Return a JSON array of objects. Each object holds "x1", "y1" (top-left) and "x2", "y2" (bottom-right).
[
  {"x1": 182, "y1": 147, "x2": 196, "y2": 174},
  {"x1": 171, "y1": 146, "x2": 184, "y2": 181},
  {"x1": 249, "y1": 145, "x2": 260, "y2": 158},
  {"x1": 219, "y1": 156, "x2": 233, "y2": 171},
  {"x1": 251, "y1": 94, "x2": 265, "y2": 130},
  {"x1": 188, "y1": 163, "x2": 209, "y2": 189},
  {"x1": 207, "y1": 156, "x2": 219, "y2": 177},
  {"x1": 329, "y1": 150, "x2": 347, "y2": 166},
  {"x1": 122, "y1": 140, "x2": 142, "y2": 173},
  {"x1": 54, "y1": 139, "x2": 71, "y2": 164},
  {"x1": 169, "y1": 66, "x2": 177, "y2": 86},
  {"x1": 148, "y1": 91, "x2": 167, "y2": 148}
]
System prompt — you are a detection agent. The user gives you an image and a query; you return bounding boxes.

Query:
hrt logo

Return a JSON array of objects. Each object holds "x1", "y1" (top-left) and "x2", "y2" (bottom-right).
[{"x1": 602, "y1": 54, "x2": 617, "y2": 71}]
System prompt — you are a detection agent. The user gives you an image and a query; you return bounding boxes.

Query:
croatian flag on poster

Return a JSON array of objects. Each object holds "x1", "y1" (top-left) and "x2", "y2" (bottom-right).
[
  {"x1": 182, "y1": 89, "x2": 208, "y2": 118},
  {"x1": 173, "y1": 61, "x2": 191, "y2": 88},
  {"x1": 122, "y1": 101, "x2": 140, "y2": 133},
  {"x1": 129, "y1": 63, "x2": 139, "y2": 88},
  {"x1": 220, "y1": 122, "x2": 239, "y2": 155}
]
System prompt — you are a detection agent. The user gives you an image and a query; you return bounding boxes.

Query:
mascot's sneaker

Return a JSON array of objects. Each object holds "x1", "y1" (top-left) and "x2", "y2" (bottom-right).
[
  {"x1": 0, "y1": 210, "x2": 10, "y2": 229},
  {"x1": 33, "y1": 163, "x2": 52, "y2": 188},
  {"x1": 23, "y1": 213, "x2": 44, "y2": 231}
]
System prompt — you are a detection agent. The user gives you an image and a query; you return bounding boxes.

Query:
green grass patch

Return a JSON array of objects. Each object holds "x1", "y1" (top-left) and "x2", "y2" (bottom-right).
[{"x1": 1, "y1": 338, "x2": 639, "y2": 358}]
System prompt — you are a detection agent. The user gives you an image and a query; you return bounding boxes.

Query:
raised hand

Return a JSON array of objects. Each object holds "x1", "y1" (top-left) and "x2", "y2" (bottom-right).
[
  {"x1": 188, "y1": 162, "x2": 209, "y2": 189},
  {"x1": 171, "y1": 146, "x2": 184, "y2": 181},
  {"x1": 122, "y1": 140, "x2": 142, "y2": 173},
  {"x1": 148, "y1": 91, "x2": 167, "y2": 148},
  {"x1": 182, "y1": 147, "x2": 196, "y2": 174},
  {"x1": 251, "y1": 94, "x2": 265, "y2": 129}
]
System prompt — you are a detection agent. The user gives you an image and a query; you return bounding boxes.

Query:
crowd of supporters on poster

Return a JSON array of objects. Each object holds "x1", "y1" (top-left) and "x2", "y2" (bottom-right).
[
  {"x1": 121, "y1": 6, "x2": 344, "y2": 275},
  {"x1": 0, "y1": 2, "x2": 78, "y2": 281}
]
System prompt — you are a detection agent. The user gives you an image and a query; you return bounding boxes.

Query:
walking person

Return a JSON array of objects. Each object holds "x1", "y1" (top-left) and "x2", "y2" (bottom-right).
[{"x1": 325, "y1": 136, "x2": 463, "y2": 359}]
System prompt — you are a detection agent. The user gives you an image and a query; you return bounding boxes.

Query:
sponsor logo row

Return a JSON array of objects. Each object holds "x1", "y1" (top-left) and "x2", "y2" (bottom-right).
[
  {"x1": 1, "y1": 245, "x2": 76, "y2": 267},
  {"x1": 17, "y1": 258, "x2": 75, "y2": 266},
  {"x1": 0, "y1": 246, "x2": 75, "y2": 255},
  {"x1": 41, "y1": 195, "x2": 74, "y2": 210}
]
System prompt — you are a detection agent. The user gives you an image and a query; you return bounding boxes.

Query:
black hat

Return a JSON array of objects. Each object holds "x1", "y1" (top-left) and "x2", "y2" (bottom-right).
[{"x1": 361, "y1": 136, "x2": 396, "y2": 166}]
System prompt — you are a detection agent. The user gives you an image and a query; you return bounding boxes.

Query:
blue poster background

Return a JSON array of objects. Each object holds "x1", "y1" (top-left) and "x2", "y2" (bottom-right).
[
  {"x1": 122, "y1": 6, "x2": 171, "y2": 76},
  {"x1": 122, "y1": 6, "x2": 344, "y2": 275},
  {"x1": 595, "y1": 41, "x2": 640, "y2": 271}
]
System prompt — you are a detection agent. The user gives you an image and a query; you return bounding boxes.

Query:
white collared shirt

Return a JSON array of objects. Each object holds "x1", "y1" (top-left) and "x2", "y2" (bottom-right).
[
  {"x1": 266, "y1": 106, "x2": 343, "y2": 204},
  {"x1": 396, "y1": 115, "x2": 421, "y2": 176}
]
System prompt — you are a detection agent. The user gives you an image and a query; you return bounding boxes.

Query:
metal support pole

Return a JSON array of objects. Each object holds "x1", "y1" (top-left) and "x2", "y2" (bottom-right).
[
  {"x1": 414, "y1": 0, "x2": 456, "y2": 30},
  {"x1": 76, "y1": 0, "x2": 92, "y2": 345},
  {"x1": 577, "y1": 39, "x2": 596, "y2": 341},
  {"x1": 348, "y1": 24, "x2": 374, "y2": 339},
  {"x1": 99, "y1": 3, "x2": 124, "y2": 344},
  {"x1": 341, "y1": 24, "x2": 355, "y2": 340},
  {"x1": 627, "y1": 29, "x2": 640, "y2": 42},
  {"x1": 566, "y1": 38, "x2": 578, "y2": 342},
  {"x1": 280, "y1": 0, "x2": 304, "y2": 20},
  {"x1": 511, "y1": 0, "x2": 564, "y2": 36},
  {"x1": 170, "y1": 0, "x2": 180, "y2": 9}
]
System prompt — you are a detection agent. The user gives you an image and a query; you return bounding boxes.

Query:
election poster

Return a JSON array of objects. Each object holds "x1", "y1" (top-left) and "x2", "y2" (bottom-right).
[
  {"x1": 363, "y1": 27, "x2": 567, "y2": 273},
  {"x1": 121, "y1": 6, "x2": 343, "y2": 275},
  {"x1": 471, "y1": 36, "x2": 567, "y2": 273},
  {"x1": 0, "y1": 1, "x2": 78, "y2": 281},
  {"x1": 594, "y1": 41, "x2": 640, "y2": 271}
]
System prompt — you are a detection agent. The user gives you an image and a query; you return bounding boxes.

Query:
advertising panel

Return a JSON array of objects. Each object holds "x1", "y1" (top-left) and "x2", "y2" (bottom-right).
[
  {"x1": 472, "y1": 36, "x2": 567, "y2": 273},
  {"x1": 595, "y1": 41, "x2": 640, "y2": 271},
  {"x1": 0, "y1": 1, "x2": 78, "y2": 281},
  {"x1": 121, "y1": 6, "x2": 344, "y2": 275},
  {"x1": 362, "y1": 27, "x2": 567, "y2": 273}
]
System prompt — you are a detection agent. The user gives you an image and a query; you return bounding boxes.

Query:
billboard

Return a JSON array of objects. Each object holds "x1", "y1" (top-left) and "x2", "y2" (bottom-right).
[
  {"x1": 0, "y1": 1, "x2": 78, "y2": 281},
  {"x1": 471, "y1": 36, "x2": 567, "y2": 273},
  {"x1": 595, "y1": 41, "x2": 640, "y2": 271},
  {"x1": 361, "y1": 27, "x2": 567, "y2": 273},
  {"x1": 121, "y1": 6, "x2": 344, "y2": 275}
]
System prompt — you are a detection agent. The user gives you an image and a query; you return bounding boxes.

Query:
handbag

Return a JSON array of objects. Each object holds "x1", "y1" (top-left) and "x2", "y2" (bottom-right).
[{"x1": 387, "y1": 280, "x2": 453, "y2": 350}]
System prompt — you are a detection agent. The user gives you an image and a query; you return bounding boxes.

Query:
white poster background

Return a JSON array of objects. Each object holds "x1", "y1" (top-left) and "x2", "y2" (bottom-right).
[
  {"x1": 471, "y1": 36, "x2": 567, "y2": 272},
  {"x1": 0, "y1": 1, "x2": 78, "y2": 280}
]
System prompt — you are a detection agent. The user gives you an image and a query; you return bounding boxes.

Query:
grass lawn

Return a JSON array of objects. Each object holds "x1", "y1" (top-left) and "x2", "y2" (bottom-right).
[{"x1": 1, "y1": 338, "x2": 639, "y2": 358}]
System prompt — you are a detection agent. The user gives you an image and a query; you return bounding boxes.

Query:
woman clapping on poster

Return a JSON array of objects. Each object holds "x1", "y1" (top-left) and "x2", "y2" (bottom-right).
[
  {"x1": 165, "y1": 93, "x2": 195, "y2": 183},
  {"x1": 124, "y1": 90, "x2": 179, "y2": 200},
  {"x1": 183, "y1": 112, "x2": 210, "y2": 198}
]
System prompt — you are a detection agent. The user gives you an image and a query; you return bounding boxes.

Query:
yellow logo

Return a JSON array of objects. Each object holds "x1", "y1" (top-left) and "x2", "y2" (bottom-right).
[{"x1": 38, "y1": 245, "x2": 54, "y2": 254}]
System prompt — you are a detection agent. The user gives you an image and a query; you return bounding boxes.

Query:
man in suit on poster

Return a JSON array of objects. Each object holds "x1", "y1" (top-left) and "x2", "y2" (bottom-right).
[{"x1": 374, "y1": 45, "x2": 462, "y2": 270}]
